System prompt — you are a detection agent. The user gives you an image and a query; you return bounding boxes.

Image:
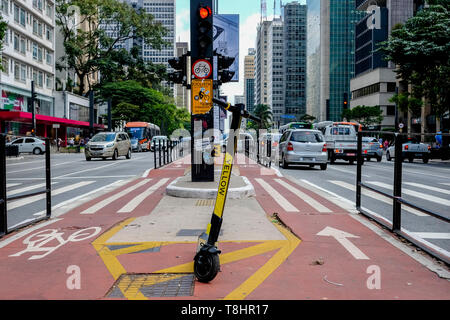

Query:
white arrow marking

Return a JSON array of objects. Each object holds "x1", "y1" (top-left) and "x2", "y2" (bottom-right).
[{"x1": 317, "y1": 227, "x2": 370, "y2": 260}]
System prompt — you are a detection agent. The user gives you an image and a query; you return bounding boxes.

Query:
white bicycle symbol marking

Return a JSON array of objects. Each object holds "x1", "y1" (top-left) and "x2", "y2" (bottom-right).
[{"x1": 9, "y1": 227, "x2": 101, "y2": 260}]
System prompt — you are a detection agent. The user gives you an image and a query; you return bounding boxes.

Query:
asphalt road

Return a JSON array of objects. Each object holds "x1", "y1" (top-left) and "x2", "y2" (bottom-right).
[
  {"x1": 5, "y1": 150, "x2": 156, "y2": 230},
  {"x1": 276, "y1": 157, "x2": 450, "y2": 257}
]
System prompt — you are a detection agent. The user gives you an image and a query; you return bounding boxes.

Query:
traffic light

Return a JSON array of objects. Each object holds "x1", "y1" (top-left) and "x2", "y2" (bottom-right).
[
  {"x1": 216, "y1": 53, "x2": 235, "y2": 85},
  {"x1": 168, "y1": 56, "x2": 186, "y2": 85},
  {"x1": 343, "y1": 92, "x2": 348, "y2": 109},
  {"x1": 191, "y1": 1, "x2": 213, "y2": 59}
]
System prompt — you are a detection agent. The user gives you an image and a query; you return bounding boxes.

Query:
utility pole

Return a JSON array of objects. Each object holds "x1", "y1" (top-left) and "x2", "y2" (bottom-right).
[{"x1": 31, "y1": 81, "x2": 37, "y2": 136}]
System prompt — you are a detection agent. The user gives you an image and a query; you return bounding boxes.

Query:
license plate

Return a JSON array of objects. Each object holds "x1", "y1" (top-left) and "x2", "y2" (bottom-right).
[{"x1": 347, "y1": 153, "x2": 355, "y2": 156}]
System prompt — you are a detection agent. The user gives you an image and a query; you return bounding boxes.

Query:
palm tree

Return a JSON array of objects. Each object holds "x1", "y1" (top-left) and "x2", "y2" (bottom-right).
[{"x1": 248, "y1": 104, "x2": 273, "y2": 129}]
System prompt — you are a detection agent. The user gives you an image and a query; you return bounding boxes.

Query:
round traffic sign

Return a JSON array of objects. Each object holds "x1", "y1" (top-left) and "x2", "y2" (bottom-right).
[
  {"x1": 192, "y1": 59, "x2": 212, "y2": 79},
  {"x1": 399, "y1": 123, "x2": 404, "y2": 129}
]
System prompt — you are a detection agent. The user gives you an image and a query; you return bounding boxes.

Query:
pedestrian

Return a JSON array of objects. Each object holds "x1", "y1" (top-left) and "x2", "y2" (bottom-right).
[
  {"x1": 68, "y1": 137, "x2": 74, "y2": 147},
  {"x1": 383, "y1": 140, "x2": 389, "y2": 150}
]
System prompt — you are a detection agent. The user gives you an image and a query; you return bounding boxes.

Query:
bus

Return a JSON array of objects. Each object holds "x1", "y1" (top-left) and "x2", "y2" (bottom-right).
[
  {"x1": 124, "y1": 122, "x2": 160, "y2": 152},
  {"x1": 279, "y1": 122, "x2": 313, "y2": 133}
]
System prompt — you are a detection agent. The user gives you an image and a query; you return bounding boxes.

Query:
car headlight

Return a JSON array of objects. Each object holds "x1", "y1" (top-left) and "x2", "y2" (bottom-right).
[{"x1": 106, "y1": 143, "x2": 114, "y2": 148}]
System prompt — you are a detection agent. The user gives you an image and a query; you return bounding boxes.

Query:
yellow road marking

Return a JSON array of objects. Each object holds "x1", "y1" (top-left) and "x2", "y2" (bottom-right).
[{"x1": 93, "y1": 217, "x2": 301, "y2": 300}]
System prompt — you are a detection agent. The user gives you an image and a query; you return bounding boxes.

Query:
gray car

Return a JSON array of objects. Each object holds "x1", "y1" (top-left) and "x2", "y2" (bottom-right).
[
  {"x1": 362, "y1": 137, "x2": 383, "y2": 162},
  {"x1": 278, "y1": 129, "x2": 328, "y2": 170},
  {"x1": 85, "y1": 132, "x2": 131, "y2": 161}
]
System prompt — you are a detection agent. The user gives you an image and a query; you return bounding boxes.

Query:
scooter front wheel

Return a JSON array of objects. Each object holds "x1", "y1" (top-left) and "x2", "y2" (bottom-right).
[{"x1": 194, "y1": 250, "x2": 220, "y2": 283}]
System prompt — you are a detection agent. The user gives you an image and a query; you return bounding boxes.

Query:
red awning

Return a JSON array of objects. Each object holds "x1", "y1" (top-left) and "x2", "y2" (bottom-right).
[{"x1": 0, "y1": 111, "x2": 104, "y2": 129}]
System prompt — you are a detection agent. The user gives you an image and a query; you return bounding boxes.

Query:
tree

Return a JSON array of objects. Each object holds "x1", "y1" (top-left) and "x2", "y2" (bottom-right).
[
  {"x1": 0, "y1": 15, "x2": 8, "y2": 71},
  {"x1": 378, "y1": 1, "x2": 450, "y2": 125},
  {"x1": 388, "y1": 92, "x2": 423, "y2": 116},
  {"x1": 98, "y1": 80, "x2": 189, "y2": 133},
  {"x1": 55, "y1": 0, "x2": 167, "y2": 95},
  {"x1": 246, "y1": 104, "x2": 273, "y2": 130},
  {"x1": 342, "y1": 105, "x2": 384, "y2": 127}
]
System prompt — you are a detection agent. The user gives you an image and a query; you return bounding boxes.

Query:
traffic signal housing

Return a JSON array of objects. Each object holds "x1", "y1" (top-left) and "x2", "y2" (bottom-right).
[
  {"x1": 168, "y1": 56, "x2": 187, "y2": 85},
  {"x1": 343, "y1": 92, "x2": 348, "y2": 109},
  {"x1": 216, "y1": 53, "x2": 235, "y2": 85},
  {"x1": 191, "y1": 1, "x2": 213, "y2": 59}
]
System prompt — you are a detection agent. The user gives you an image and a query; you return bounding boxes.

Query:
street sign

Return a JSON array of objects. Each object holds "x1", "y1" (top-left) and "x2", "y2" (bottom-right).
[
  {"x1": 192, "y1": 59, "x2": 212, "y2": 79},
  {"x1": 192, "y1": 79, "x2": 213, "y2": 115},
  {"x1": 399, "y1": 123, "x2": 404, "y2": 129}
]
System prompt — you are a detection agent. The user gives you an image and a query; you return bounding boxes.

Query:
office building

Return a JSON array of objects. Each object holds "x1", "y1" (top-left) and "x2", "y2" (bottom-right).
[
  {"x1": 244, "y1": 48, "x2": 255, "y2": 113},
  {"x1": 282, "y1": 2, "x2": 307, "y2": 124},
  {"x1": 255, "y1": 20, "x2": 271, "y2": 107},
  {"x1": 350, "y1": 0, "x2": 419, "y2": 129}
]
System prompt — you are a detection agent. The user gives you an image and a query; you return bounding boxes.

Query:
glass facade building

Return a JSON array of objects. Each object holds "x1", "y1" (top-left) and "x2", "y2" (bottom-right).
[
  {"x1": 327, "y1": 0, "x2": 364, "y2": 121},
  {"x1": 282, "y1": 3, "x2": 307, "y2": 123}
]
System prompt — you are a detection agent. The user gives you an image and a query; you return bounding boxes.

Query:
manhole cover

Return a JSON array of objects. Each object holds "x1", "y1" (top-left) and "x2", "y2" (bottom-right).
[{"x1": 107, "y1": 273, "x2": 195, "y2": 299}]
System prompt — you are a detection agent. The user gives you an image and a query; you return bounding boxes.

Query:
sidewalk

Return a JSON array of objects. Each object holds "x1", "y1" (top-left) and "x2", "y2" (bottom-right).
[{"x1": 0, "y1": 154, "x2": 448, "y2": 300}]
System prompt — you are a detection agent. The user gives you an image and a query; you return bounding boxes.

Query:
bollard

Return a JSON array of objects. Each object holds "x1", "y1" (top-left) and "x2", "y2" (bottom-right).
[
  {"x1": 158, "y1": 139, "x2": 161, "y2": 168},
  {"x1": 0, "y1": 135, "x2": 7, "y2": 236},
  {"x1": 392, "y1": 133, "x2": 403, "y2": 232},
  {"x1": 154, "y1": 139, "x2": 157, "y2": 169},
  {"x1": 45, "y1": 138, "x2": 51, "y2": 218}
]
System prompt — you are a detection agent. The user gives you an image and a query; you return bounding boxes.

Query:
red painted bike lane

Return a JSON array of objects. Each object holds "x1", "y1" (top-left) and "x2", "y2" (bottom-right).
[
  {"x1": 0, "y1": 163, "x2": 185, "y2": 300},
  {"x1": 238, "y1": 162, "x2": 450, "y2": 300}
]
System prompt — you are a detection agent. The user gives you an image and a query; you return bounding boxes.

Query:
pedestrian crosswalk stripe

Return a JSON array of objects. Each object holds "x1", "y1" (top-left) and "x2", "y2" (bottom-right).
[
  {"x1": 6, "y1": 183, "x2": 21, "y2": 188},
  {"x1": 410, "y1": 232, "x2": 450, "y2": 240},
  {"x1": 274, "y1": 179, "x2": 332, "y2": 213},
  {"x1": 254, "y1": 178, "x2": 299, "y2": 212},
  {"x1": 404, "y1": 182, "x2": 450, "y2": 195},
  {"x1": 81, "y1": 179, "x2": 152, "y2": 215},
  {"x1": 118, "y1": 178, "x2": 170, "y2": 213},
  {"x1": 7, "y1": 182, "x2": 58, "y2": 197},
  {"x1": 439, "y1": 183, "x2": 450, "y2": 186},
  {"x1": 329, "y1": 180, "x2": 427, "y2": 217},
  {"x1": 8, "y1": 181, "x2": 95, "y2": 210},
  {"x1": 367, "y1": 181, "x2": 450, "y2": 206}
]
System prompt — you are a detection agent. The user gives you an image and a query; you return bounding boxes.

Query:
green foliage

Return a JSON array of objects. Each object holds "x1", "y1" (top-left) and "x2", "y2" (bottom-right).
[
  {"x1": 342, "y1": 105, "x2": 384, "y2": 127},
  {"x1": 388, "y1": 93, "x2": 423, "y2": 115},
  {"x1": 0, "y1": 16, "x2": 8, "y2": 71},
  {"x1": 55, "y1": 0, "x2": 167, "y2": 94},
  {"x1": 378, "y1": 2, "x2": 450, "y2": 119},
  {"x1": 246, "y1": 104, "x2": 273, "y2": 130},
  {"x1": 98, "y1": 80, "x2": 189, "y2": 134}
]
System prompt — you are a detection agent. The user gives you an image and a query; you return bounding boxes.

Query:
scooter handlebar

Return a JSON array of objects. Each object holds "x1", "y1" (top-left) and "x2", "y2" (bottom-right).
[{"x1": 213, "y1": 98, "x2": 261, "y2": 124}]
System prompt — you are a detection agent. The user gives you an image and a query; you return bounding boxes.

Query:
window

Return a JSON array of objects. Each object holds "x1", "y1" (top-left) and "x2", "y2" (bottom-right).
[
  {"x1": 46, "y1": 27, "x2": 52, "y2": 41},
  {"x1": 46, "y1": 74, "x2": 52, "y2": 88},
  {"x1": 32, "y1": 43, "x2": 38, "y2": 60},
  {"x1": 20, "y1": 7, "x2": 25, "y2": 26},
  {"x1": 1, "y1": 0, "x2": 8, "y2": 14},
  {"x1": 13, "y1": 33, "x2": 19, "y2": 51},
  {"x1": 46, "y1": 51, "x2": 52, "y2": 65},
  {"x1": 38, "y1": 71, "x2": 43, "y2": 87},
  {"x1": 14, "y1": 62, "x2": 20, "y2": 80},
  {"x1": 33, "y1": 0, "x2": 43, "y2": 11},
  {"x1": 38, "y1": 47, "x2": 43, "y2": 62},
  {"x1": 46, "y1": 3, "x2": 53, "y2": 17},
  {"x1": 20, "y1": 64, "x2": 26, "y2": 81},
  {"x1": 2, "y1": 57, "x2": 8, "y2": 74},
  {"x1": 14, "y1": 4, "x2": 19, "y2": 23},
  {"x1": 13, "y1": 139, "x2": 23, "y2": 144},
  {"x1": 25, "y1": 138, "x2": 35, "y2": 143},
  {"x1": 20, "y1": 37, "x2": 25, "y2": 54}
]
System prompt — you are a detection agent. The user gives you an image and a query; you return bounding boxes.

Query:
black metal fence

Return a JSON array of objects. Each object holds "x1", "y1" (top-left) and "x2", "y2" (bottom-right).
[
  {"x1": 153, "y1": 139, "x2": 187, "y2": 169},
  {"x1": 356, "y1": 130, "x2": 450, "y2": 264},
  {"x1": 0, "y1": 134, "x2": 52, "y2": 238}
]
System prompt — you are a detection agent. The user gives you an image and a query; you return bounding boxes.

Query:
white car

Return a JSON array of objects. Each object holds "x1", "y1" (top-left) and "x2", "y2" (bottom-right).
[
  {"x1": 6, "y1": 137, "x2": 46, "y2": 155},
  {"x1": 386, "y1": 138, "x2": 431, "y2": 163}
]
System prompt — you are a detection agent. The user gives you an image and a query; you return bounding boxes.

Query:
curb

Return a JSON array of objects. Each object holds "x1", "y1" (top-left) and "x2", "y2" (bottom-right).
[{"x1": 166, "y1": 176, "x2": 256, "y2": 199}]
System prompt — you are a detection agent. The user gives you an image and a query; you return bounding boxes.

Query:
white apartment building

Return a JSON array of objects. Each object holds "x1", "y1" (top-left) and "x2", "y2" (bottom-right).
[{"x1": 1, "y1": 0, "x2": 55, "y2": 118}]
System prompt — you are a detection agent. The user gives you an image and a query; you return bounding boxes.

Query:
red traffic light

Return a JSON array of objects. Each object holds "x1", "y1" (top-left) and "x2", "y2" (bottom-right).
[{"x1": 199, "y1": 6, "x2": 211, "y2": 19}]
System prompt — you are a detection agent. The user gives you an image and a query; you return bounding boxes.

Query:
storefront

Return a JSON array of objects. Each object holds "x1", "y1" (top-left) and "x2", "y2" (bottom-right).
[{"x1": 0, "y1": 110, "x2": 105, "y2": 146}]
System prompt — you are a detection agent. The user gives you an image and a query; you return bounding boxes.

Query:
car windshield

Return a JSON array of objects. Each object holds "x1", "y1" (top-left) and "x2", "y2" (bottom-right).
[
  {"x1": 331, "y1": 127, "x2": 352, "y2": 135},
  {"x1": 291, "y1": 131, "x2": 324, "y2": 143},
  {"x1": 91, "y1": 133, "x2": 116, "y2": 142},
  {"x1": 126, "y1": 127, "x2": 144, "y2": 140}
]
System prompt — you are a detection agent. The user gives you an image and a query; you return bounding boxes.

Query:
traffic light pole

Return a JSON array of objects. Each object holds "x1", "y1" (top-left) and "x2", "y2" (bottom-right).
[
  {"x1": 31, "y1": 81, "x2": 36, "y2": 136},
  {"x1": 193, "y1": 98, "x2": 261, "y2": 283}
]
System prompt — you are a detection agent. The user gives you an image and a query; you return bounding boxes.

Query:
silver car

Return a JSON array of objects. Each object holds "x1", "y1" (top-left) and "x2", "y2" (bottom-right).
[
  {"x1": 85, "y1": 132, "x2": 131, "y2": 161},
  {"x1": 279, "y1": 129, "x2": 328, "y2": 170},
  {"x1": 362, "y1": 137, "x2": 383, "y2": 162},
  {"x1": 6, "y1": 137, "x2": 46, "y2": 155}
]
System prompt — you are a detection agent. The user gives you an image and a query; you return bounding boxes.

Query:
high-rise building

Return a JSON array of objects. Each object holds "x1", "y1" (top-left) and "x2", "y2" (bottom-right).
[
  {"x1": 255, "y1": 20, "x2": 271, "y2": 107},
  {"x1": 1, "y1": 0, "x2": 56, "y2": 116},
  {"x1": 175, "y1": 42, "x2": 189, "y2": 111},
  {"x1": 282, "y1": 2, "x2": 307, "y2": 124},
  {"x1": 266, "y1": 17, "x2": 284, "y2": 126},
  {"x1": 318, "y1": 0, "x2": 364, "y2": 122},
  {"x1": 306, "y1": 0, "x2": 321, "y2": 119},
  {"x1": 244, "y1": 48, "x2": 256, "y2": 113},
  {"x1": 350, "y1": 0, "x2": 419, "y2": 129}
]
